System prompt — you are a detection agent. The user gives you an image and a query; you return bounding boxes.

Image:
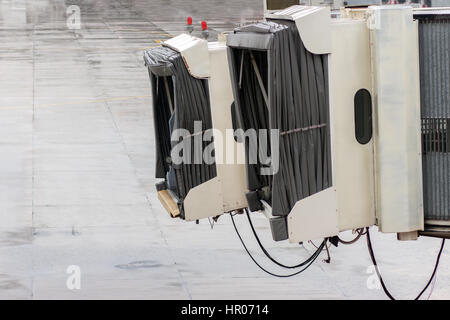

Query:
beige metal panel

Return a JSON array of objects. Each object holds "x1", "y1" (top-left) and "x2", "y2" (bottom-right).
[
  {"x1": 288, "y1": 18, "x2": 376, "y2": 242},
  {"x1": 287, "y1": 187, "x2": 339, "y2": 243},
  {"x1": 184, "y1": 177, "x2": 223, "y2": 221},
  {"x1": 164, "y1": 34, "x2": 210, "y2": 79},
  {"x1": 208, "y1": 42, "x2": 248, "y2": 213},
  {"x1": 265, "y1": 5, "x2": 331, "y2": 54},
  {"x1": 330, "y1": 19, "x2": 376, "y2": 231},
  {"x1": 368, "y1": 6, "x2": 424, "y2": 233}
]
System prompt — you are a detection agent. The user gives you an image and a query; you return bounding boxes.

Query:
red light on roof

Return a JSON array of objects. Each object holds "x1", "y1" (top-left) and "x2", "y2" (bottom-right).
[
  {"x1": 187, "y1": 16, "x2": 192, "y2": 25},
  {"x1": 201, "y1": 21, "x2": 207, "y2": 31}
]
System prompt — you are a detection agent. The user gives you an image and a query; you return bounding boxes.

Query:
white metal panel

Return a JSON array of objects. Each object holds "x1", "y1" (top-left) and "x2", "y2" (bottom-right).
[
  {"x1": 184, "y1": 177, "x2": 223, "y2": 221},
  {"x1": 287, "y1": 187, "x2": 339, "y2": 243},
  {"x1": 163, "y1": 34, "x2": 210, "y2": 79},
  {"x1": 265, "y1": 5, "x2": 331, "y2": 54},
  {"x1": 208, "y1": 42, "x2": 248, "y2": 213},
  {"x1": 330, "y1": 19, "x2": 376, "y2": 231},
  {"x1": 368, "y1": 6, "x2": 424, "y2": 233},
  {"x1": 413, "y1": 7, "x2": 450, "y2": 15}
]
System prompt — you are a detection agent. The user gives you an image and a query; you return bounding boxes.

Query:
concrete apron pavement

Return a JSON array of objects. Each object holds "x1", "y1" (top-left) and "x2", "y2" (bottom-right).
[{"x1": 0, "y1": 0, "x2": 449, "y2": 299}]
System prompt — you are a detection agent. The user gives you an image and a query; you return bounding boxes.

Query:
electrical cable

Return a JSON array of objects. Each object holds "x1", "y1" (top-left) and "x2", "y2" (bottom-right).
[
  {"x1": 426, "y1": 272, "x2": 437, "y2": 300},
  {"x1": 230, "y1": 213, "x2": 324, "y2": 277},
  {"x1": 308, "y1": 239, "x2": 331, "y2": 251},
  {"x1": 366, "y1": 227, "x2": 445, "y2": 300},
  {"x1": 245, "y1": 208, "x2": 324, "y2": 269},
  {"x1": 337, "y1": 228, "x2": 364, "y2": 245}
]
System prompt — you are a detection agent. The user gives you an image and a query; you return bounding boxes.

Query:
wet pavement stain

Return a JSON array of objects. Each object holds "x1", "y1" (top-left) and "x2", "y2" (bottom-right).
[
  {"x1": 0, "y1": 279, "x2": 23, "y2": 290},
  {"x1": 115, "y1": 260, "x2": 163, "y2": 270},
  {"x1": 0, "y1": 274, "x2": 26, "y2": 291},
  {"x1": 0, "y1": 229, "x2": 33, "y2": 247}
]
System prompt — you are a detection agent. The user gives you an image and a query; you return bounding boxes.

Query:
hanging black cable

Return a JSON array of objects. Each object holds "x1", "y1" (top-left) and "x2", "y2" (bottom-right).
[
  {"x1": 230, "y1": 213, "x2": 324, "y2": 277},
  {"x1": 366, "y1": 227, "x2": 445, "y2": 300},
  {"x1": 245, "y1": 208, "x2": 324, "y2": 269}
]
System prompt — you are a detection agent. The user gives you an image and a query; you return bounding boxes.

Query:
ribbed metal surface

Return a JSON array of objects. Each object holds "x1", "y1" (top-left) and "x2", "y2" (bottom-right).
[
  {"x1": 418, "y1": 16, "x2": 450, "y2": 221},
  {"x1": 419, "y1": 18, "x2": 450, "y2": 118}
]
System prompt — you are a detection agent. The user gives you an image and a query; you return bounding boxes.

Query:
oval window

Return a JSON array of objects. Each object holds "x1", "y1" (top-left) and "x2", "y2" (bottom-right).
[{"x1": 354, "y1": 89, "x2": 373, "y2": 145}]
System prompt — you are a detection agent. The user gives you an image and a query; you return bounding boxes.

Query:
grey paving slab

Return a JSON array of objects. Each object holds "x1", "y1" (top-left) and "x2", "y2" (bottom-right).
[
  {"x1": 33, "y1": 204, "x2": 155, "y2": 229},
  {"x1": 33, "y1": 143, "x2": 134, "y2": 173},
  {"x1": 29, "y1": 225, "x2": 189, "y2": 299},
  {"x1": 33, "y1": 171, "x2": 147, "y2": 206}
]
